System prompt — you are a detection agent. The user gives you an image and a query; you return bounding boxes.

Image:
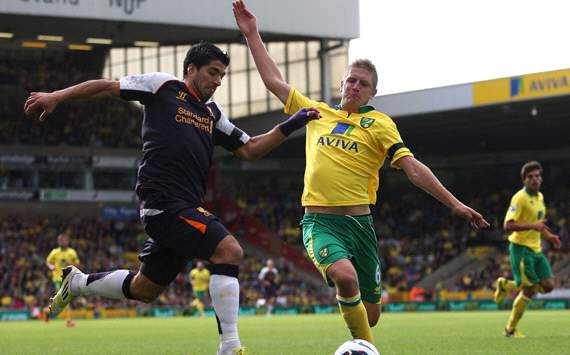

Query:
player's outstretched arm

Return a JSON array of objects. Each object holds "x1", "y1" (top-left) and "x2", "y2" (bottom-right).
[
  {"x1": 396, "y1": 156, "x2": 490, "y2": 230},
  {"x1": 504, "y1": 220, "x2": 561, "y2": 249},
  {"x1": 542, "y1": 228, "x2": 562, "y2": 249},
  {"x1": 232, "y1": 0, "x2": 290, "y2": 103},
  {"x1": 235, "y1": 108, "x2": 320, "y2": 161},
  {"x1": 24, "y1": 79, "x2": 120, "y2": 122}
]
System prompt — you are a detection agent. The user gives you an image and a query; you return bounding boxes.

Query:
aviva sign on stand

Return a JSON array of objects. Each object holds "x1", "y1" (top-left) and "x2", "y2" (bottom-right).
[{"x1": 473, "y1": 68, "x2": 570, "y2": 105}]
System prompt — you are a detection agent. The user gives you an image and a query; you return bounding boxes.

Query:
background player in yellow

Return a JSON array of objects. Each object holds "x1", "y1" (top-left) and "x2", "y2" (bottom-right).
[
  {"x1": 46, "y1": 233, "x2": 80, "y2": 327},
  {"x1": 233, "y1": 0, "x2": 490, "y2": 344},
  {"x1": 190, "y1": 261, "x2": 210, "y2": 317},
  {"x1": 495, "y1": 161, "x2": 561, "y2": 338}
]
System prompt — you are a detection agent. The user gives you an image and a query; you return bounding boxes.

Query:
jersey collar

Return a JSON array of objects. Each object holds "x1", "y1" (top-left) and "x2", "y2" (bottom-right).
[
  {"x1": 334, "y1": 104, "x2": 376, "y2": 114},
  {"x1": 524, "y1": 187, "x2": 538, "y2": 196},
  {"x1": 184, "y1": 82, "x2": 203, "y2": 102}
]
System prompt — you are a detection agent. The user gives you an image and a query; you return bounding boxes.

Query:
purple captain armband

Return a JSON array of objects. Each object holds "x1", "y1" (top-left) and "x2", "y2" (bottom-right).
[{"x1": 278, "y1": 108, "x2": 316, "y2": 136}]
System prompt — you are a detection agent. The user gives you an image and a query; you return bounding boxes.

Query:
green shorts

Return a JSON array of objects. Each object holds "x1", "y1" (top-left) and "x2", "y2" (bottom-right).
[
  {"x1": 53, "y1": 280, "x2": 62, "y2": 291},
  {"x1": 509, "y1": 243, "x2": 553, "y2": 287},
  {"x1": 300, "y1": 213, "x2": 382, "y2": 304},
  {"x1": 194, "y1": 290, "x2": 207, "y2": 301}
]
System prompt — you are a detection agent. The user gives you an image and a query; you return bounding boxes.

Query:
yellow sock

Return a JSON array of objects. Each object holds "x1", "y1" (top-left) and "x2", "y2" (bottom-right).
[
  {"x1": 504, "y1": 280, "x2": 518, "y2": 292},
  {"x1": 196, "y1": 300, "x2": 204, "y2": 314},
  {"x1": 337, "y1": 293, "x2": 374, "y2": 344},
  {"x1": 191, "y1": 299, "x2": 204, "y2": 314},
  {"x1": 506, "y1": 291, "x2": 530, "y2": 331},
  {"x1": 533, "y1": 284, "x2": 546, "y2": 293}
]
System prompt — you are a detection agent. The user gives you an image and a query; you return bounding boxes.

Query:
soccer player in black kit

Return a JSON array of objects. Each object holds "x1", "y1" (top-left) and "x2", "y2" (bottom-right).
[{"x1": 24, "y1": 43, "x2": 319, "y2": 355}]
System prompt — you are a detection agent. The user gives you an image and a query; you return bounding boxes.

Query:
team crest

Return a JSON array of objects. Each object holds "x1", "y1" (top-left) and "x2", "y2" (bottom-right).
[
  {"x1": 319, "y1": 248, "x2": 328, "y2": 258},
  {"x1": 360, "y1": 117, "x2": 375, "y2": 129}
]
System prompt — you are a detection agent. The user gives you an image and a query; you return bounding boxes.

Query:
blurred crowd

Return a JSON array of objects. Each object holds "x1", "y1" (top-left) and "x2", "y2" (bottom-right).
[
  {"x1": 0, "y1": 216, "x2": 329, "y2": 314},
  {"x1": 0, "y1": 55, "x2": 142, "y2": 147},
  {"x1": 214, "y1": 172, "x2": 570, "y2": 295}
]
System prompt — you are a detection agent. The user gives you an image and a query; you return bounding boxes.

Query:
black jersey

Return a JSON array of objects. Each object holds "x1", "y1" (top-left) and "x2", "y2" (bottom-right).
[{"x1": 119, "y1": 72, "x2": 249, "y2": 207}]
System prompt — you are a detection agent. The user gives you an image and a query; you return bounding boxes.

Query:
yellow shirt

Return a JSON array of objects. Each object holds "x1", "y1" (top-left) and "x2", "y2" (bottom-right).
[
  {"x1": 46, "y1": 247, "x2": 80, "y2": 281},
  {"x1": 285, "y1": 88, "x2": 413, "y2": 206},
  {"x1": 504, "y1": 188, "x2": 546, "y2": 253},
  {"x1": 190, "y1": 268, "x2": 210, "y2": 292}
]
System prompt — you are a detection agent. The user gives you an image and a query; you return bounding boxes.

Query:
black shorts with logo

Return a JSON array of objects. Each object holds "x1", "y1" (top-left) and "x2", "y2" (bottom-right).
[{"x1": 138, "y1": 190, "x2": 230, "y2": 286}]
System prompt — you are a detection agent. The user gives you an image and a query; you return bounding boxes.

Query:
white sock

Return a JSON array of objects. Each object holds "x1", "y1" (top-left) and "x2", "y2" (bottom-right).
[
  {"x1": 210, "y1": 274, "x2": 241, "y2": 348},
  {"x1": 71, "y1": 270, "x2": 133, "y2": 300}
]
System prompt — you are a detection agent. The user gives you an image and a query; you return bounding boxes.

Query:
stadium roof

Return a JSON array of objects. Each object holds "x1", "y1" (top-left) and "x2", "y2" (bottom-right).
[
  {"x1": 232, "y1": 68, "x2": 570, "y2": 164},
  {"x1": 0, "y1": 0, "x2": 359, "y2": 48}
]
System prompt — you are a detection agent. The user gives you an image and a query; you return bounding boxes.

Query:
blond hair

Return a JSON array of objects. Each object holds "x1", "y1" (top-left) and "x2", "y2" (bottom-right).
[{"x1": 348, "y1": 59, "x2": 378, "y2": 88}]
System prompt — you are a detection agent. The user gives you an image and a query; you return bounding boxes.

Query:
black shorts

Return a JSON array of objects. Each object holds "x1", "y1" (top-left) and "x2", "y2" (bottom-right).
[
  {"x1": 264, "y1": 284, "x2": 278, "y2": 299},
  {"x1": 138, "y1": 201, "x2": 230, "y2": 286}
]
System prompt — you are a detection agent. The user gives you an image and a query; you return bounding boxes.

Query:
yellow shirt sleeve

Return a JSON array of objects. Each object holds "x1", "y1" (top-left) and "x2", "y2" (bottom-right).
[
  {"x1": 504, "y1": 193, "x2": 523, "y2": 223},
  {"x1": 284, "y1": 87, "x2": 320, "y2": 114},
  {"x1": 378, "y1": 119, "x2": 413, "y2": 168}
]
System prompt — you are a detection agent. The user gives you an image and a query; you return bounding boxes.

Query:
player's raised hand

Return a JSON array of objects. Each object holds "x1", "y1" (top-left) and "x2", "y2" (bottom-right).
[
  {"x1": 24, "y1": 92, "x2": 59, "y2": 122},
  {"x1": 232, "y1": 0, "x2": 257, "y2": 35},
  {"x1": 452, "y1": 204, "x2": 490, "y2": 230}
]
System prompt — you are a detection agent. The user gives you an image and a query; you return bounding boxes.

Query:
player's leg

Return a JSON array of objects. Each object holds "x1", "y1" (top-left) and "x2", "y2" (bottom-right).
[
  {"x1": 505, "y1": 286, "x2": 533, "y2": 338},
  {"x1": 494, "y1": 276, "x2": 518, "y2": 304},
  {"x1": 191, "y1": 290, "x2": 206, "y2": 316},
  {"x1": 54, "y1": 277, "x2": 76, "y2": 328},
  {"x1": 44, "y1": 280, "x2": 61, "y2": 322},
  {"x1": 327, "y1": 259, "x2": 374, "y2": 343},
  {"x1": 208, "y1": 234, "x2": 244, "y2": 355},
  {"x1": 301, "y1": 213, "x2": 374, "y2": 344},
  {"x1": 363, "y1": 302, "x2": 381, "y2": 326},
  {"x1": 49, "y1": 217, "x2": 185, "y2": 316},
  {"x1": 350, "y1": 214, "x2": 383, "y2": 328},
  {"x1": 533, "y1": 253, "x2": 555, "y2": 294},
  {"x1": 505, "y1": 244, "x2": 538, "y2": 337},
  {"x1": 70, "y1": 237, "x2": 180, "y2": 303},
  {"x1": 59, "y1": 254, "x2": 172, "y2": 308}
]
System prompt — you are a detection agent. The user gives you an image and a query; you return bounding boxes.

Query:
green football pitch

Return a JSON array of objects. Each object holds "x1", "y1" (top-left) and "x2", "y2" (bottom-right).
[{"x1": 1, "y1": 311, "x2": 569, "y2": 354}]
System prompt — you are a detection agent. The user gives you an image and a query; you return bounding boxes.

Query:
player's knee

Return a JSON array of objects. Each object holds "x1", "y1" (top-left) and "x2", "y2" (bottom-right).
[
  {"x1": 211, "y1": 236, "x2": 243, "y2": 264},
  {"x1": 331, "y1": 271, "x2": 358, "y2": 293},
  {"x1": 223, "y1": 240, "x2": 243, "y2": 264}
]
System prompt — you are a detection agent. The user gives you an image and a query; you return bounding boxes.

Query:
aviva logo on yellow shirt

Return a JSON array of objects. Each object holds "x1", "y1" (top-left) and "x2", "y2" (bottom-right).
[{"x1": 316, "y1": 122, "x2": 359, "y2": 152}]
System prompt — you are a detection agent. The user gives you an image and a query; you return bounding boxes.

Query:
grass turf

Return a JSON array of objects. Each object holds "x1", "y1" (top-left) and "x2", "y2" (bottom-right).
[{"x1": 0, "y1": 310, "x2": 569, "y2": 354}]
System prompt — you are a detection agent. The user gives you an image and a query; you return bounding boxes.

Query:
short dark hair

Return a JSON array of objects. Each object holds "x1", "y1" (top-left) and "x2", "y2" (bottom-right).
[
  {"x1": 183, "y1": 42, "x2": 230, "y2": 78},
  {"x1": 521, "y1": 161, "x2": 543, "y2": 180},
  {"x1": 348, "y1": 59, "x2": 378, "y2": 88}
]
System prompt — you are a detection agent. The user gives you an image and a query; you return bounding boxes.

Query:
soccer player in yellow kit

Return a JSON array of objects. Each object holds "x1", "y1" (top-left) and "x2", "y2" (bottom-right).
[
  {"x1": 233, "y1": 0, "x2": 490, "y2": 344},
  {"x1": 46, "y1": 233, "x2": 80, "y2": 327},
  {"x1": 494, "y1": 161, "x2": 561, "y2": 338},
  {"x1": 190, "y1": 261, "x2": 210, "y2": 317}
]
